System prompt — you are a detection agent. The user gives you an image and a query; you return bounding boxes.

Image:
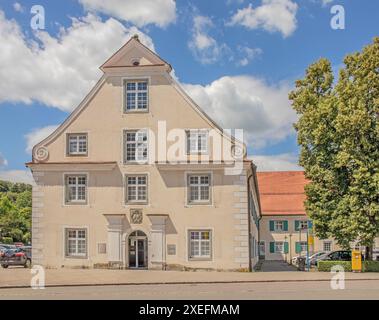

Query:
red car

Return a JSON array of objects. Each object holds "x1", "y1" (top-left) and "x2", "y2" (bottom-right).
[{"x1": 0, "y1": 248, "x2": 31, "y2": 268}]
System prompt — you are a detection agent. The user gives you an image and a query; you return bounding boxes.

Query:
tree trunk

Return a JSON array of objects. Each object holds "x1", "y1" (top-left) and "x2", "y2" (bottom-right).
[{"x1": 365, "y1": 246, "x2": 373, "y2": 261}]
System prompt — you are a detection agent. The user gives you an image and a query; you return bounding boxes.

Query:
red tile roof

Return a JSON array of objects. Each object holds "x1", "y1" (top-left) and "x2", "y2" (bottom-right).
[{"x1": 257, "y1": 171, "x2": 308, "y2": 216}]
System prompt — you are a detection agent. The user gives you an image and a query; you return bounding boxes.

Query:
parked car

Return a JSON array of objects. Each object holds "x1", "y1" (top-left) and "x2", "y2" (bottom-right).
[
  {"x1": 309, "y1": 251, "x2": 327, "y2": 266},
  {"x1": 20, "y1": 246, "x2": 32, "y2": 260},
  {"x1": 13, "y1": 242, "x2": 24, "y2": 247},
  {"x1": 373, "y1": 249, "x2": 379, "y2": 261},
  {"x1": 317, "y1": 250, "x2": 364, "y2": 264},
  {"x1": 292, "y1": 252, "x2": 326, "y2": 266},
  {"x1": 0, "y1": 244, "x2": 16, "y2": 250},
  {"x1": 0, "y1": 248, "x2": 31, "y2": 268}
]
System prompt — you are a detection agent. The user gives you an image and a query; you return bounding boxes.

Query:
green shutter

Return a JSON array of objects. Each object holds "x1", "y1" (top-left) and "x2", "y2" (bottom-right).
[
  {"x1": 283, "y1": 220, "x2": 288, "y2": 231},
  {"x1": 284, "y1": 242, "x2": 289, "y2": 254},
  {"x1": 295, "y1": 242, "x2": 301, "y2": 254},
  {"x1": 269, "y1": 220, "x2": 275, "y2": 231},
  {"x1": 308, "y1": 220, "x2": 313, "y2": 229},
  {"x1": 295, "y1": 220, "x2": 299, "y2": 231},
  {"x1": 270, "y1": 242, "x2": 275, "y2": 253}
]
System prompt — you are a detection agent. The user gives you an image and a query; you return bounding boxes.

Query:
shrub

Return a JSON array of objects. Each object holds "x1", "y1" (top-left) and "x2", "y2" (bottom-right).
[
  {"x1": 1, "y1": 237, "x2": 14, "y2": 244},
  {"x1": 317, "y1": 260, "x2": 379, "y2": 272},
  {"x1": 362, "y1": 261, "x2": 379, "y2": 272},
  {"x1": 317, "y1": 261, "x2": 352, "y2": 272}
]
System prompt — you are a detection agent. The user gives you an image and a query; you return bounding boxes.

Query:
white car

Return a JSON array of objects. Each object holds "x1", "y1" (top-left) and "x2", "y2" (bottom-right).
[{"x1": 373, "y1": 249, "x2": 379, "y2": 261}]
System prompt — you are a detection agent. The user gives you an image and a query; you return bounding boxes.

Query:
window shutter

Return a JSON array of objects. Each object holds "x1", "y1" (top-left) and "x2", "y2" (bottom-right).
[
  {"x1": 307, "y1": 220, "x2": 313, "y2": 229},
  {"x1": 269, "y1": 242, "x2": 275, "y2": 253},
  {"x1": 269, "y1": 221, "x2": 275, "y2": 231},
  {"x1": 284, "y1": 242, "x2": 289, "y2": 254},
  {"x1": 283, "y1": 220, "x2": 288, "y2": 231},
  {"x1": 294, "y1": 220, "x2": 299, "y2": 231},
  {"x1": 295, "y1": 242, "x2": 301, "y2": 254}
]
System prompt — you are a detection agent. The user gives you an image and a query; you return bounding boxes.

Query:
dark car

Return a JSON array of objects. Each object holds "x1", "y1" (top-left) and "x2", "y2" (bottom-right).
[
  {"x1": 0, "y1": 244, "x2": 16, "y2": 251},
  {"x1": 0, "y1": 248, "x2": 31, "y2": 268},
  {"x1": 318, "y1": 250, "x2": 364, "y2": 263},
  {"x1": 20, "y1": 246, "x2": 32, "y2": 260}
]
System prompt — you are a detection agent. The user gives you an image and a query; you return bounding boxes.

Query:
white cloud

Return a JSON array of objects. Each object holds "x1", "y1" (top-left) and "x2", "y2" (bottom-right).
[
  {"x1": 236, "y1": 46, "x2": 262, "y2": 66},
  {"x1": 0, "y1": 170, "x2": 34, "y2": 184},
  {"x1": 250, "y1": 153, "x2": 302, "y2": 171},
  {"x1": 78, "y1": 0, "x2": 176, "y2": 28},
  {"x1": 25, "y1": 125, "x2": 59, "y2": 154},
  {"x1": 0, "y1": 11, "x2": 155, "y2": 112},
  {"x1": 188, "y1": 15, "x2": 229, "y2": 64},
  {"x1": 182, "y1": 75, "x2": 296, "y2": 148},
  {"x1": 227, "y1": 0, "x2": 298, "y2": 38},
  {"x1": 13, "y1": 2, "x2": 25, "y2": 13},
  {"x1": 0, "y1": 154, "x2": 8, "y2": 167},
  {"x1": 321, "y1": 0, "x2": 333, "y2": 6}
]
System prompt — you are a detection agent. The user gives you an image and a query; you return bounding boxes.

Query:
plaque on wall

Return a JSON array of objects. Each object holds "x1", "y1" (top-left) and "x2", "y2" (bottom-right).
[{"x1": 130, "y1": 209, "x2": 143, "y2": 224}]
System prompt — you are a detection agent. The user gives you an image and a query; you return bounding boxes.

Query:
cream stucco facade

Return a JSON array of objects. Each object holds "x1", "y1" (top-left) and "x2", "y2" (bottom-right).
[
  {"x1": 27, "y1": 36, "x2": 261, "y2": 271},
  {"x1": 259, "y1": 216, "x2": 339, "y2": 263}
]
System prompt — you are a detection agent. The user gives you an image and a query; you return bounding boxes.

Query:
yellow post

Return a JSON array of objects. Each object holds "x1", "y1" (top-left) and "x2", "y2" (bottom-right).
[{"x1": 351, "y1": 250, "x2": 362, "y2": 272}]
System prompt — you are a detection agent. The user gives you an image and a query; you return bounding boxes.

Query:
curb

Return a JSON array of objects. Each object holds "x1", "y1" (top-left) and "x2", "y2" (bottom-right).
[{"x1": 1, "y1": 277, "x2": 379, "y2": 290}]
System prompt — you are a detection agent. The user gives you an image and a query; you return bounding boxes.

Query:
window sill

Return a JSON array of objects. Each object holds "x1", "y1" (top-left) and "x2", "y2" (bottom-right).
[
  {"x1": 123, "y1": 110, "x2": 149, "y2": 114},
  {"x1": 185, "y1": 203, "x2": 214, "y2": 208},
  {"x1": 64, "y1": 255, "x2": 88, "y2": 260},
  {"x1": 66, "y1": 154, "x2": 88, "y2": 157},
  {"x1": 123, "y1": 161, "x2": 149, "y2": 165},
  {"x1": 63, "y1": 202, "x2": 89, "y2": 207},
  {"x1": 188, "y1": 257, "x2": 212, "y2": 262}
]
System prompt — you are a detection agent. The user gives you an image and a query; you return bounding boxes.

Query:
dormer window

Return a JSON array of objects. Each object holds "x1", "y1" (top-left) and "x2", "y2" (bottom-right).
[{"x1": 124, "y1": 80, "x2": 148, "y2": 112}]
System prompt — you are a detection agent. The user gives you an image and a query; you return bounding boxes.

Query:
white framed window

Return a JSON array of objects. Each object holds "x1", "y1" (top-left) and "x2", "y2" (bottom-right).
[
  {"x1": 323, "y1": 241, "x2": 332, "y2": 252},
  {"x1": 189, "y1": 230, "x2": 212, "y2": 260},
  {"x1": 259, "y1": 241, "x2": 265, "y2": 255},
  {"x1": 65, "y1": 175, "x2": 87, "y2": 204},
  {"x1": 299, "y1": 220, "x2": 308, "y2": 230},
  {"x1": 67, "y1": 133, "x2": 87, "y2": 156},
  {"x1": 65, "y1": 228, "x2": 87, "y2": 258},
  {"x1": 275, "y1": 241, "x2": 284, "y2": 253},
  {"x1": 300, "y1": 241, "x2": 308, "y2": 252},
  {"x1": 124, "y1": 80, "x2": 148, "y2": 112},
  {"x1": 187, "y1": 173, "x2": 211, "y2": 204},
  {"x1": 125, "y1": 175, "x2": 148, "y2": 204},
  {"x1": 186, "y1": 130, "x2": 208, "y2": 154},
  {"x1": 123, "y1": 130, "x2": 148, "y2": 163},
  {"x1": 274, "y1": 221, "x2": 284, "y2": 232}
]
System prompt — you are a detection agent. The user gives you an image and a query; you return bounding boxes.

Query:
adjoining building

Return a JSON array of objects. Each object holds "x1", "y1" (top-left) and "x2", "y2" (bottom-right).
[
  {"x1": 26, "y1": 36, "x2": 261, "y2": 271},
  {"x1": 257, "y1": 171, "x2": 338, "y2": 262}
]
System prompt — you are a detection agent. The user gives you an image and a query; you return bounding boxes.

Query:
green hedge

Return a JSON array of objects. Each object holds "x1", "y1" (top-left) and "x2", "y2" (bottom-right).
[
  {"x1": 317, "y1": 260, "x2": 379, "y2": 272},
  {"x1": 363, "y1": 261, "x2": 379, "y2": 272},
  {"x1": 318, "y1": 261, "x2": 352, "y2": 272}
]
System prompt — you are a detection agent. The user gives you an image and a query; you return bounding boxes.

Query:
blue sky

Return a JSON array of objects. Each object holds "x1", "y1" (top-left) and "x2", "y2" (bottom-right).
[{"x1": 0, "y1": 0, "x2": 378, "y2": 183}]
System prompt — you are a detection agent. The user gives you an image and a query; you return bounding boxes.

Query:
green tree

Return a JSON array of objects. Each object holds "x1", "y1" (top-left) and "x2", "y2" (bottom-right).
[
  {"x1": 289, "y1": 38, "x2": 379, "y2": 259},
  {"x1": 0, "y1": 181, "x2": 32, "y2": 244}
]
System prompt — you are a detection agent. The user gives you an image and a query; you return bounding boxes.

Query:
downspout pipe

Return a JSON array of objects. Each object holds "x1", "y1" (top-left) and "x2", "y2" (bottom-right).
[
  {"x1": 247, "y1": 172, "x2": 253, "y2": 272},
  {"x1": 248, "y1": 162, "x2": 263, "y2": 269}
]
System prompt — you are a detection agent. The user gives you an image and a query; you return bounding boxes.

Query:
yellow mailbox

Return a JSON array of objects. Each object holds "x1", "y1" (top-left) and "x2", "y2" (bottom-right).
[{"x1": 351, "y1": 250, "x2": 362, "y2": 272}]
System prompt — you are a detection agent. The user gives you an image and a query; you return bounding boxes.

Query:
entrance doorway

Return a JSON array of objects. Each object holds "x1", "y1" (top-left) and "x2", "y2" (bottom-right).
[{"x1": 128, "y1": 231, "x2": 148, "y2": 268}]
